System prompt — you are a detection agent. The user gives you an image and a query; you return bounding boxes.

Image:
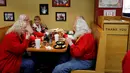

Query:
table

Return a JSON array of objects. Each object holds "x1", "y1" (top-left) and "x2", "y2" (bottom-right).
[{"x1": 27, "y1": 41, "x2": 68, "y2": 53}]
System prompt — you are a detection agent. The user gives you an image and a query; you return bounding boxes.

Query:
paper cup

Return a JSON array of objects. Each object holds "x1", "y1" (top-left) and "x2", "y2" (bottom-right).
[
  {"x1": 54, "y1": 34, "x2": 59, "y2": 42},
  {"x1": 35, "y1": 39, "x2": 41, "y2": 49}
]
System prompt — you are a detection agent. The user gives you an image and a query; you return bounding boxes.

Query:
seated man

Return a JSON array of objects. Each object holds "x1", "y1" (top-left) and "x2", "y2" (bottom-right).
[
  {"x1": 0, "y1": 14, "x2": 34, "y2": 73},
  {"x1": 122, "y1": 50, "x2": 130, "y2": 73},
  {"x1": 52, "y1": 16, "x2": 96, "y2": 73}
]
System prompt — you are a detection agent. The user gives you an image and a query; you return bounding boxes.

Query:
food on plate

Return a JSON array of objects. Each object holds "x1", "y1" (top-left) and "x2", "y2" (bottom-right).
[
  {"x1": 56, "y1": 41, "x2": 65, "y2": 45},
  {"x1": 62, "y1": 45, "x2": 66, "y2": 48},
  {"x1": 54, "y1": 45, "x2": 61, "y2": 49}
]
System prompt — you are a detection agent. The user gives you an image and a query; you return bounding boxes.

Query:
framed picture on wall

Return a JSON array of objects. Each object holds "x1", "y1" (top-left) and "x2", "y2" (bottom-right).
[
  {"x1": 99, "y1": 0, "x2": 122, "y2": 8},
  {"x1": 4, "y1": 12, "x2": 15, "y2": 21},
  {"x1": 0, "y1": 0, "x2": 6, "y2": 6},
  {"x1": 52, "y1": 0, "x2": 70, "y2": 7},
  {"x1": 56, "y1": 12, "x2": 66, "y2": 21},
  {"x1": 40, "y1": 4, "x2": 49, "y2": 15}
]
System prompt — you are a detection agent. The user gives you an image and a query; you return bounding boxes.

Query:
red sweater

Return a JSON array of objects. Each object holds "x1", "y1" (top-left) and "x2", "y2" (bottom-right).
[
  {"x1": 122, "y1": 50, "x2": 130, "y2": 73},
  {"x1": 0, "y1": 32, "x2": 29, "y2": 73},
  {"x1": 70, "y1": 33, "x2": 96, "y2": 60}
]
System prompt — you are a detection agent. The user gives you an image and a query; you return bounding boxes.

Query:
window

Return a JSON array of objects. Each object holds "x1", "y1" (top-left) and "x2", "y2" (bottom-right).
[{"x1": 122, "y1": 0, "x2": 130, "y2": 17}]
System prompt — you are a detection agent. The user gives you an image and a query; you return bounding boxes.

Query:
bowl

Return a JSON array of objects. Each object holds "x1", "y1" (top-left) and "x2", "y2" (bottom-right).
[{"x1": 56, "y1": 41, "x2": 65, "y2": 45}]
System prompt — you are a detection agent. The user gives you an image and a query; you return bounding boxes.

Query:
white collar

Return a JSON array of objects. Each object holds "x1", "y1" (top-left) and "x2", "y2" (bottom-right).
[{"x1": 33, "y1": 23, "x2": 42, "y2": 32}]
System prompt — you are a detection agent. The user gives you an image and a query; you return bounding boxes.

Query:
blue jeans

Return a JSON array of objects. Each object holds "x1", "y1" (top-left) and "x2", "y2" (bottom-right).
[
  {"x1": 57, "y1": 45, "x2": 71, "y2": 64},
  {"x1": 52, "y1": 58, "x2": 94, "y2": 73},
  {"x1": 21, "y1": 59, "x2": 34, "y2": 73}
]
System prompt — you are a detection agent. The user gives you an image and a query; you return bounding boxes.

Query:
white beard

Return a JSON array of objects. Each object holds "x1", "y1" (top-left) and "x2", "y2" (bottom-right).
[{"x1": 73, "y1": 30, "x2": 87, "y2": 40}]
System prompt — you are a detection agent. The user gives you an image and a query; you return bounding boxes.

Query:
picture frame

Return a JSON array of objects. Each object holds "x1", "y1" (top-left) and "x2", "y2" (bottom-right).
[
  {"x1": 4, "y1": 12, "x2": 15, "y2": 21},
  {"x1": 56, "y1": 12, "x2": 66, "y2": 21},
  {"x1": 52, "y1": 0, "x2": 70, "y2": 7},
  {"x1": 40, "y1": 4, "x2": 49, "y2": 15},
  {"x1": 99, "y1": 0, "x2": 122, "y2": 8},
  {"x1": 0, "y1": 0, "x2": 6, "y2": 6}
]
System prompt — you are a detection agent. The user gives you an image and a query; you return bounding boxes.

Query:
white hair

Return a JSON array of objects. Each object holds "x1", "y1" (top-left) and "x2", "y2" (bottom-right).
[
  {"x1": 73, "y1": 16, "x2": 91, "y2": 40},
  {"x1": 6, "y1": 14, "x2": 27, "y2": 35},
  {"x1": 6, "y1": 20, "x2": 26, "y2": 35},
  {"x1": 19, "y1": 14, "x2": 27, "y2": 21}
]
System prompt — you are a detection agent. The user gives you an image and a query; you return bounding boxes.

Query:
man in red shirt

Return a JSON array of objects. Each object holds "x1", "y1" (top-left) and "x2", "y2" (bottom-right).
[
  {"x1": 122, "y1": 50, "x2": 130, "y2": 73},
  {"x1": 0, "y1": 14, "x2": 34, "y2": 73},
  {"x1": 52, "y1": 16, "x2": 96, "y2": 73}
]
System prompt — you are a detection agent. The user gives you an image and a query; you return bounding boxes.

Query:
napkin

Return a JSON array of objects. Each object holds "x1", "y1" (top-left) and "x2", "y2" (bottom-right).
[{"x1": 45, "y1": 46, "x2": 53, "y2": 50}]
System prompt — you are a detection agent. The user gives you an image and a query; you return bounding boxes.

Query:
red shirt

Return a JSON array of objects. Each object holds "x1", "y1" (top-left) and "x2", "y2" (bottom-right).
[
  {"x1": 0, "y1": 32, "x2": 29, "y2": 73},
  {"x1": 122, "y1": 50, "x2": 130, "y2": 73},
  {"x1": 70, "y1": 33, "x2": 96, "y2": 60}
]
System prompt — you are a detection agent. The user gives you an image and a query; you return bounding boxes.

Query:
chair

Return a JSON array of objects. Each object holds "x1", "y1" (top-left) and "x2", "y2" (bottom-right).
[{"x1": 0, "y1": 24, "x2": 12, "y2": 43}]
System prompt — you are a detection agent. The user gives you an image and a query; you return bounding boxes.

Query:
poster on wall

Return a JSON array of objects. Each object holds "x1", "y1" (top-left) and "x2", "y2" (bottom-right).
[
  {"x1": 99, "y1": 0, "x2": 122, "y2": 8},
  {"x1": 4, "y1": 12, "x2": 15, "y2": 21},
  {"x1": 40, "y1": 4, "x2": 49, "y2": 15},
  {"x1": 0, "y1": 0, "x2": 6, "y2": 6},
  {"x1": 52, "y1": 0, "x2": 70, "y2": 7},
  {"x1": 104, "y1": 10, "x2": 116, "y2": 16},
  {"x1": 56, "y1": 12, "x2": 66, "y2": 21}
]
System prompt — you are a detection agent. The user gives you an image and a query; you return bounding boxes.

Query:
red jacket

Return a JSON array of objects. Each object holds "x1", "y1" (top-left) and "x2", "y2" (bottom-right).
[
  {"x1": 0, "y1": 32, "x2": 29, "y2": 73},
  {"x1": 122, "y1": 50, "x2": 130, "y2": 73},
  {"x1": 70, "y1": 33, "x2": 96, "y2": 60},
  {"x1": 33, "y1": 31, "x2": 44, "y2": 37}
]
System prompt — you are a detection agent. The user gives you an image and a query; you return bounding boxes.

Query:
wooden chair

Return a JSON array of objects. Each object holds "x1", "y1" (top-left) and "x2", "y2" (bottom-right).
[
  {"x1": 71, "y1": 24, "x2": 106, "y2": 73},
  {"x1": 0, "y1": 24, "x2": 12, "y2": 43}
]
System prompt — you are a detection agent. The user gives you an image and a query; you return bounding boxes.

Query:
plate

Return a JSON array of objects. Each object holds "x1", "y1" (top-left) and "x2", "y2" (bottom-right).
[
  {"x1": 54, "y1": 45, "x2": 62, "y2": 49},
  {"x1": 53, "y1": 44, "x2": 66, "y2": 49}
]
